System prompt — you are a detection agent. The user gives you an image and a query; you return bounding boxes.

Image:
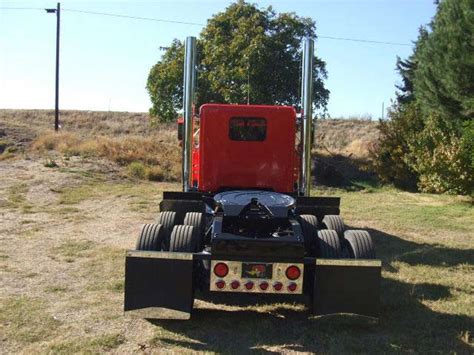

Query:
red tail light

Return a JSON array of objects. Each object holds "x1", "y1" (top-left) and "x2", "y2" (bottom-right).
[
  {"x1": 288, "y1": 282, "x2": 297, "y2": 292},
  {"x1": 215, "y1": 280, "x2": 226, "y2": 289},
  {"x1": 214, "y1": 263, "x2": 229, "y2": 277},
  {"x1": 259, "y1": 281, "x2": 269, "y2": 291},
  {"x1": 285, "y1": 265, "x2": 301, "y2": 280},
  {"x1": 244, "y1": 281, "x2": 254, "y2": 290},
  {"x1": 230, "y1": 280, "x2": 240, "y2": 290},
  {"x1": 273, "y1": 282, "x2": 283, "y2": 291}
]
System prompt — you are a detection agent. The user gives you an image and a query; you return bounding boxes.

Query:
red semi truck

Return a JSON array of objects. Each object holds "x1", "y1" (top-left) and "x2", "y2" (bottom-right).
[{"x1": 124, "y1": 37, "x2": 381, "y2": 320}]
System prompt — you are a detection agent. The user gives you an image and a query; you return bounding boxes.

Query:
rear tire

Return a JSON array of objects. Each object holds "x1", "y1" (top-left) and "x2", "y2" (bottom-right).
[
  {"x1": 169, "y1": 225, "x2": 197, "y2": 252},
  {"x1": 322, "y1": 215, "x2": 345, "y2": 238},
  {"x1": 299, "y1": 214, "x2": 319, "y2": 256},
  {"x1": 183, "y1": 212, "x2": 204, "y2": 250},
  {"x1": 136, "y1": 223, "x2": 165, "y2": 251},
  {"x1": 344, "y1": 230, "x2": 376, "y2": 259},
  {"x1": 156, "y1": 211, "x2": 176, "y2": 250},
  {"x1": 316, "y1": 230, "x2": 342, "y2": 258}
]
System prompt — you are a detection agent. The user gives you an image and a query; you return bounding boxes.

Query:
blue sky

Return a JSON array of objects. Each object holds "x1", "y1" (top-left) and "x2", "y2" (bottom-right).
[{"x1": 0, "y1": 0, "x2": 437, "y2": 118}]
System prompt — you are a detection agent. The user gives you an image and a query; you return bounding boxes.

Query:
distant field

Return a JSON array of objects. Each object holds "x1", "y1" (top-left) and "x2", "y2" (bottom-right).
[
  {"x1": 0, "y1": 109, "x2": 379, "y2": 186},
  {"x1": 0, "y1": 109, "x2": 378, "y2": 149}
]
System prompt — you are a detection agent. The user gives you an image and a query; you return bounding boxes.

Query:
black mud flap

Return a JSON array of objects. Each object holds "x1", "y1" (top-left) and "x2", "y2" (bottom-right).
[
  {"x1": 124, "y1": 250, "x2": 194, "y2": 320},
  {"x1": 312, "y1": 259, "x2": 382, "y2": 318}
]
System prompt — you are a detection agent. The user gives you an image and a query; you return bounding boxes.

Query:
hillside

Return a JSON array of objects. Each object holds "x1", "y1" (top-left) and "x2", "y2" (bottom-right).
[
  {"x1": 0, "y1": 109, "x2": 380, "y2": 187},
  {"x1": 0, "y1": 109, "x2": 378, "y2": 150}
]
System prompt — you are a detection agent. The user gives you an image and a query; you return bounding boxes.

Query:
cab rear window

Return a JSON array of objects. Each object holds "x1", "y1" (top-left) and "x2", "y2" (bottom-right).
[{"x1": 229, "y1": 117, "x2": 266, "y2": 141}]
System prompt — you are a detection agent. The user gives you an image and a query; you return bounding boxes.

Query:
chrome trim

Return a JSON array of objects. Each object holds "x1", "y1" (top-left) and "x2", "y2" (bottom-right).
[
  {"x1": 125, "y1": 307, "x2": 190, "y2": 320},
  {"x1": 300, "y1": 38, "x2": 314, "y2": 196},
  {"x1": 126, "y1": 250, "x2": 193, "y2": 260},
  {"x1": 315, "y1": 259, "x2": 382, "y2": 267},
  {"x1": 182, "y1": 36, "x2": 197, "y2": 192}
]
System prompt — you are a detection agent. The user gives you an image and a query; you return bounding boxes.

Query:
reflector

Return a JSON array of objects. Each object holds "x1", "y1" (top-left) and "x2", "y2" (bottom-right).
[
  {"x1": 230, "y1": 280, "x2": 240, "y2": 290},
  {"x1": 216, "y1": 280, "x2": 226, "y2": 289},
  {"x1": 244, "y1": 281, "x2": 254, "y2": 290},
  {"x1": 288, "y1": 282, "x2": 297, "y2": 292},
  {"x1": 273, "y1": 282, "x2": 283, "y2": 291}
]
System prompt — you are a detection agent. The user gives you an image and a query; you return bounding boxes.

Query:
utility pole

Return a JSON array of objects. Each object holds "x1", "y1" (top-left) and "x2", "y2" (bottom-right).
[{"x1": 45, "y1": 3, "x2": 60, "y2": 131}]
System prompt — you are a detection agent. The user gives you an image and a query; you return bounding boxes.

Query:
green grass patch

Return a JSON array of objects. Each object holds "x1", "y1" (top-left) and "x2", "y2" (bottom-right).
[
  {"x1": 83, "y1": 246, "x2": 123, "y2": 292},
  {"x1": 48, "y1": 333, "x2": 125, "y2": 353},
  {"x1": 6, "y1": 182, "x2": 28, "y2": 208},
  {"x1": 53, "y1": 240, "x2": 96, "y2": 262},
  {"x1": 45, "y1": 285, "x2": 68, "y2": 293},
  {"x1": 0, "y1": 297, "x2": 60, "y2": 344}
]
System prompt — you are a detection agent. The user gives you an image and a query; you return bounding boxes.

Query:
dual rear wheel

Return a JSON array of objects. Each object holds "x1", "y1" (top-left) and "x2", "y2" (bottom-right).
[
  {"x1": 299, "y1": 214, "x2": 375, "y2": 259},
  {"x1": 136, "y1": 211, "x2": 204, "y2": 253}
]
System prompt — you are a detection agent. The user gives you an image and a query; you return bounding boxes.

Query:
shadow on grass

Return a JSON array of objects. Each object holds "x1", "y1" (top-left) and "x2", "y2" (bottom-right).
[
  {"x1": 148, "y1": 227, "x2": 472, "y2": 352},
  {"x1": 368, "y1": 228, "x2": 474, "y2": 269},
  {"x1": 312, "y1": 153, "x2": 380, "y2": 191}
]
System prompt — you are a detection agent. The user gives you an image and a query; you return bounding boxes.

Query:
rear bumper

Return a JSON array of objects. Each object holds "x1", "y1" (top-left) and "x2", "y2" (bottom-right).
[{"x1": 124, "y1": 250, "x2": 381, "y2": 320}]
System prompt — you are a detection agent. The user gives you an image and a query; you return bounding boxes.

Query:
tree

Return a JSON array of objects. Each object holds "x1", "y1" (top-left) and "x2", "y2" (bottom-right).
[
  {"x1": 373, "y1": 0, "x2": 473, "y2": 195},
  {"x1": 395, "y1": 28, "x2": 428, "y2": 105},
  {"x1": 413, "y1": 0, "x2": 474, "y2": 123},
  {"x1": 147, "y1": 1, "x2": 329, "y2": 122}
]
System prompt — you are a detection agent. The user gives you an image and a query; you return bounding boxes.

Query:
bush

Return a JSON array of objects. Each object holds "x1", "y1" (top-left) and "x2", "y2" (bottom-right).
[
  {"x1": 409, "y1": 115, "x2": 473, "y2": 195},
  {"x1": 372, "y1": 103, "x2": 473, "y2": 195},
  {"x1": 31, "y1": 131, "x2": 181, "y2": 183},
  {"x1": 146, "y1": 166, "x2": 165, "y2": 181},
  {"x1": 127, "y1": 162, "x2": 148, "y2": 179},
  {"x1": 371, "y1": 103, "x2": 422, "y2": 191}
]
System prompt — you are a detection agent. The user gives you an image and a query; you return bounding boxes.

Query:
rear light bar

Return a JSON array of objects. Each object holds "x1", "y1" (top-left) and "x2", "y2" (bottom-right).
[{"x1": 210, "y1": 260, "x2": 303, "y2": 294}]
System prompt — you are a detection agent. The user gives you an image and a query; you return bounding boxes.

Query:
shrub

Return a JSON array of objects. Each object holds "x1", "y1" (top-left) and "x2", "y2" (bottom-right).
[
  {"x1": 31, "y1": 131, "x2": 182, "y2": 183},
  {"x1": 147, "y1": 166, "x2": 165, "y2": 181},
  {"x1": 127, "y1": 162, "x2": 148, "y2": 179},
  {"x1": 371, "y1": 103, "x2": 422, "y2": 191},
  {"x1": 409, "y1": 115, "x2": 473, "y2": 195},
  {"x1": 372, "y1": 103, "x2": 473, "y2": 195}
]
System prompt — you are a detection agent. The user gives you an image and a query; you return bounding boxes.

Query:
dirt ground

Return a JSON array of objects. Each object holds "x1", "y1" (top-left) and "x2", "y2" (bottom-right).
[{"x1": 1, "y1": 155, "x2": 473, "y2": 353}]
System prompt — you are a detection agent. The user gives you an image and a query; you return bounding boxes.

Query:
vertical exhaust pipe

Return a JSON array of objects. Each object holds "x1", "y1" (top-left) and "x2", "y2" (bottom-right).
[
  {"x1": 299, "y1": 38, "x2": 314, "y2": 196},
  {"x1": 182, "y1": 36, "x2": 197, "y2": 192}
]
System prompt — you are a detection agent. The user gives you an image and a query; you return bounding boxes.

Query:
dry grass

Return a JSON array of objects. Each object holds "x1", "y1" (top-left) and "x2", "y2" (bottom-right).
[
  {"x1": 315, "y1": 118, "x2": 379, "y2": 158},
  {"x1": 32, "y1": 131, "x2": 181, "y2": 181},
  {"x1": 1, "y1": 110, "x2": 380, "y2": 186}
]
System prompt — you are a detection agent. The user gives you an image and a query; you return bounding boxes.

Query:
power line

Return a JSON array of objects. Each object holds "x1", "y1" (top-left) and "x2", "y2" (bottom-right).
[
  {"x1": 318, "y1": 35, "x2": 411, "y2": 47},
  {"x1": 0, "y1": 6, "x2": 412, "y2": 47},
  {"x1": 62, "y1": 8, "x2": 204, "y2": 27}
]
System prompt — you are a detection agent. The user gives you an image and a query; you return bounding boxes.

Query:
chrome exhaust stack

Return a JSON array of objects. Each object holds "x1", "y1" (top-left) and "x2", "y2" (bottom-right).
[
  {"x1": 299, "y1": 38, "x2": 314, "y2": 197},
  {"x1": 182, "y1": 36, "x2": 197, "y2": 192}
]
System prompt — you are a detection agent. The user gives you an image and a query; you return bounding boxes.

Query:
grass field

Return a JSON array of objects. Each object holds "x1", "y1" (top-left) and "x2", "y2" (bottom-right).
[
  {"x1": 0, "y1": 159, "x2": 472, "y2": 353},
  {"x1": 0, "y1": 110, "x2": 472, "y2": 353}
]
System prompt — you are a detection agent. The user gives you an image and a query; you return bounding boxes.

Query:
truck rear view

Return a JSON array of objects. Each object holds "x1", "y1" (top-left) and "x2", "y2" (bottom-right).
[{"x1": 124, "y1": 37, "x2": 381, "y2": 320}]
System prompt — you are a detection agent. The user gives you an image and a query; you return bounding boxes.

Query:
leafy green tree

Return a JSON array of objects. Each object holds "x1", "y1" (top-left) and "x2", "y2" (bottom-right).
[
  {"x1": 374, "y1": 0, "x2": 473, "y2": 195},
  {"x1": 147, "y1": 0, "x2": 329, "y2": 122},
  {"x1": 413, "y1": 0, "x2": 474, "y2": 122},
  {"x1": 395, "y1": 28, "x2": 429, "y2": 105},
  {"x1": 372, "y1": 102, "x2": 422, "y2": 190},
  {"x1": 147, "y1": 40, "x2": 184, "y2": 120}
]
